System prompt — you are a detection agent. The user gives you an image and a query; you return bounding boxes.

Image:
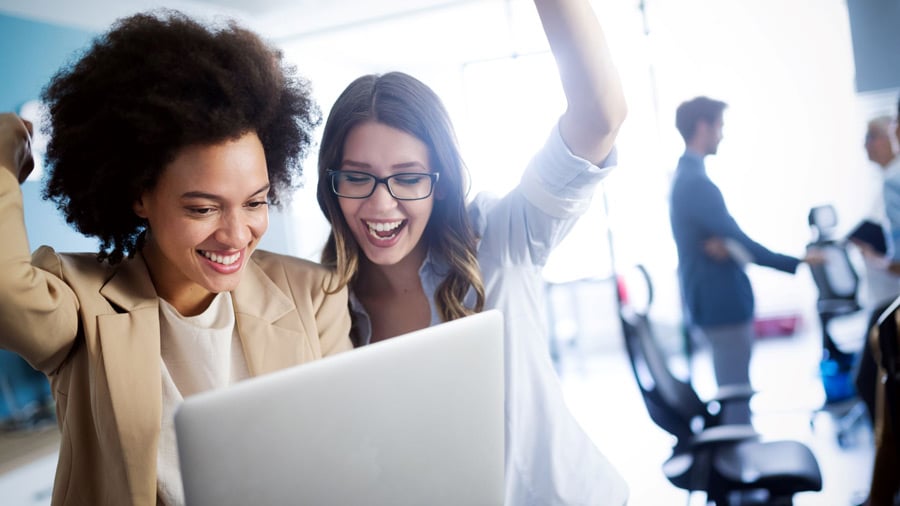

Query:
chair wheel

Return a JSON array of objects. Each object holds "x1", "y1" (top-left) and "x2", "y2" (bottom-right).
[{"x1": 837, "y1": 431, "x2": 851, "y2": 448}]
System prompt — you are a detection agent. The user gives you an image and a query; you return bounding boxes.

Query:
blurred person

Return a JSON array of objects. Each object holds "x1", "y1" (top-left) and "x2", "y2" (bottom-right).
[
  {"x1": 857, "y1": 116, "x2": 900, "y2": 308},
  {"x1": 857, "y1": 104, "x2": 900, "y2": 506},
  {"x1": 860, "y1": 110, "x2": 900, "y2": 278},
  {"x1": 865, "y1": 116, "x2": 897, "y2": 169},
  {"x1": 853, "y1": 116, "x2": 900, "y2": 430},
  {"x1": 669, "y1": 96, "x2": 822, "y2": 425}
]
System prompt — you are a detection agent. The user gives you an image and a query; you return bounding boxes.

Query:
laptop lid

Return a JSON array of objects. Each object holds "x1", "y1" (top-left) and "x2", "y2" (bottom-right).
[{"x1": 174, "y1": 309, "x2": 504, "y2": 506}]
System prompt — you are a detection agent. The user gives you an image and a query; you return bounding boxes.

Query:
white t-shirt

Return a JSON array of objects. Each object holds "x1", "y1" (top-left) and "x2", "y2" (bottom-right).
[{"x1": 156, "y1": 292, "x2": 250, "y2": 506}]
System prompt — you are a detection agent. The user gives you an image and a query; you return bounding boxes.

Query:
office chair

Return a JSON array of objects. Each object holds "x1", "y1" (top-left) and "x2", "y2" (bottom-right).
[
  {"x1": 807, "y1": 205, "x2": 862, "y2": 369},
  {"x1": 616, "y1": 265, "x2": 823, "y2": 505},
  {"x1": 806, "y1": 205, "x2": 873, "y2": 446}
]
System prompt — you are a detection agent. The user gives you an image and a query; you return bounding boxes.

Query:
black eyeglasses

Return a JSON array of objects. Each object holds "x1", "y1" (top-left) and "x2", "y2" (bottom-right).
[{"x1": 327, "y1": 170, "x2": 440, "y2": 201}]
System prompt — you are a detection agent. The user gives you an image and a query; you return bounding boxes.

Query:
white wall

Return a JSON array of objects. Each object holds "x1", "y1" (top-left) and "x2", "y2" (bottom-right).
[{"x1": 277, "y1": 0, "x2": 871, "y2": 323}]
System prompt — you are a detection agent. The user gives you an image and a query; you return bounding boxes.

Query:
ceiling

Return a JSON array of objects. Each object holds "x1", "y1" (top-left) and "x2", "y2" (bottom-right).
[{"x1": 0, "y1": 0, "x2": 476, "y2": 40}]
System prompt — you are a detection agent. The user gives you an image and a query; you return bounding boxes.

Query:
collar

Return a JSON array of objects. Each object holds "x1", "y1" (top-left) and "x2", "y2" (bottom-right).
[
  {"x1": 98, "y1": 251, "x2": 159, "y2": 312},
  {"x1": 350, "y1": 247, "x2": 443, "y2": 347},
  {"x1": 99, "y1": 251, "x2": 294, "y2": 323},
  {"x1": 682, "y1": 149, "x2": 706, "y2": 163},
  {"x1": 885, "y1": 156, "x2": 900, "y2": 179}
]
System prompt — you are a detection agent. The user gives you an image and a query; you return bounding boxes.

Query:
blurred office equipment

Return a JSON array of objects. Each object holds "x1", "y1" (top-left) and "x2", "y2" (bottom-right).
[
  {"x1": 617, "y1": 264, "x2": 823, "y2": 505},
  {"x1": 806, "y1": 205, "x2": 870, "y2": 446},
  {"x1": 0, "y1": 352, "x2": 54, "y2": 432}
]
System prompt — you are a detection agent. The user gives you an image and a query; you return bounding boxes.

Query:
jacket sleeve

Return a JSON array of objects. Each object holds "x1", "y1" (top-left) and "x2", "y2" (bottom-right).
[
  {"x1": 682, "y1": 174, "x2": 800, "y2": 274},
  {"x1": 0, "y1": 168, "x2": 80, "y2": 374}
]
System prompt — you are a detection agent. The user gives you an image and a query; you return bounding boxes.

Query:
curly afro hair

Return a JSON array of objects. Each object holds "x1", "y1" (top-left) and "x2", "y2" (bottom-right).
[{"x1": 41, "y1": 10, "x2": 320, "y2": 264}]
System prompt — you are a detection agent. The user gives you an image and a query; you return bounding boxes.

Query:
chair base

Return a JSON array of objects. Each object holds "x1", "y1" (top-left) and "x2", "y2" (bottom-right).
[
  {"x1": 707, "y1": 488, "x2": 796, "y2": 506},
  {"x1": 666, "y1": 439, "x2": 822, "y2": 506}
]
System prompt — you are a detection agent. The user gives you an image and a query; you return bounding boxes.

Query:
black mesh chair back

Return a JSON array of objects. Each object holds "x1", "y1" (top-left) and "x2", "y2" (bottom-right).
[
  {"x1": 616, "y1": 266, "x2": 706, "y2": 446},
  {"x1": 807, "y1": 205, "x2": 861, "y2": 362},
  {"x1": 616, "y1": 265, "x2": 823, "y2": 504}
]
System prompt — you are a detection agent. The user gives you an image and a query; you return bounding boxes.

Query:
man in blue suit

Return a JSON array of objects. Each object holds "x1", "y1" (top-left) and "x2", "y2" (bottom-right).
[{"x1": 669, "y1": 96, "x2": 820, "y2": 425}]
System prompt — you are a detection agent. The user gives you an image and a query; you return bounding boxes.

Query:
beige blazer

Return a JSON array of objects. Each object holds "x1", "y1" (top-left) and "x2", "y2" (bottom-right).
[{"x1": 0, "y1": 169, "x2": 353, "y2": 505}]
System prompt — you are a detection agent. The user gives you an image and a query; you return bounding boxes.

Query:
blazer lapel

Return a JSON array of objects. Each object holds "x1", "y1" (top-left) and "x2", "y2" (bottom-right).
[
  {"x1": 98, "y1": 253, "x2": 162, "y2": 503},
  {"x1": 232, "y1": 259, "x2": 315, "y2": 376}
]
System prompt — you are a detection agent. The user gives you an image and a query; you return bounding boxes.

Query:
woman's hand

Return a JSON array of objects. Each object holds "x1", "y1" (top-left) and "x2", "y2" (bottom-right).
[{"x1": 0, "y1": 113, "x2": 35, "y2": 184}]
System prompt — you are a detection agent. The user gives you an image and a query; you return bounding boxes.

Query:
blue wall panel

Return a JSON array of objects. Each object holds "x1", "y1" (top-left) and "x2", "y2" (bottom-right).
[
  {"x1": 847, "y1": 0, "x2": 900, "y2": 93},
  {"x1": 0, "y1": 14, "x2": 95, "y2": 422}
]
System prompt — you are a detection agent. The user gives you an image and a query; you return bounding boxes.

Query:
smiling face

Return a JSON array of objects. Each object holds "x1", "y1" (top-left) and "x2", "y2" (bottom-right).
[
  {"x1": 336, "y1": 121, "x2": 435, "y2": 271},
  {"x1": 133, "y1": 131, "x2": 269, "y2": 315}
]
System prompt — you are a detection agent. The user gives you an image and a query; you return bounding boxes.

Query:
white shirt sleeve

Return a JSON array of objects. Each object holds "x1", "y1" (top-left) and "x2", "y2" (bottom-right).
[
  {"x1": 470, "y1": 122, "x2": 617, "y2": 268},
  {"x1": 519, "y1": 121, "x2": 617, "y2": 219}
]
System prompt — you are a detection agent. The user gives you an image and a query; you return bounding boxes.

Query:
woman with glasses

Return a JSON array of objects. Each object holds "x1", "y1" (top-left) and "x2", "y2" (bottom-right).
[{"x1": 316, "y1": 0, "x2": 627, "y2": 503}]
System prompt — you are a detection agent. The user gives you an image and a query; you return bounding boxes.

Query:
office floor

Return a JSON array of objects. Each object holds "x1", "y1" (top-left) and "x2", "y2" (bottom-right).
[
  {"x1": 557, "y1": 343, "x2": 873, "y2": 505},
  {"x1": 0, "y1": 424, "x2": 57, "y2": 506},
  {"x1": 0, "y1": 286, "x2": 877, "y2": 506},
  {"x1": 549, "y1": 278, "x2": 875, "y2": 506}
]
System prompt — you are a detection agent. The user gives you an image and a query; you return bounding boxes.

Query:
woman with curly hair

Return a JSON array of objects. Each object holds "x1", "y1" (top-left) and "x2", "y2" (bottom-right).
[
  {"x1": 316, "y1": 0, "x2": 628, "y2": 503},
  {"x1": 0, "y1": 11, "x2": 352, "y2": 506}
]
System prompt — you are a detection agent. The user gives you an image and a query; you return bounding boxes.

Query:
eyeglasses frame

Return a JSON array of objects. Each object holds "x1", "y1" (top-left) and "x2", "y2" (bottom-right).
[{"x1": 327, "y1": 169, "x2": 440, "y2": 201}]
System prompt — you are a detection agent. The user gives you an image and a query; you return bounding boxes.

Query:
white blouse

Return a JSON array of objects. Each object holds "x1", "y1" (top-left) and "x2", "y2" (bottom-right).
[
  {"x1": 156, "y1": 292, "x2": 250, "y2": 506},
  {"x1": 351, "y1": 123, "x2": 628, "y2": 505}
]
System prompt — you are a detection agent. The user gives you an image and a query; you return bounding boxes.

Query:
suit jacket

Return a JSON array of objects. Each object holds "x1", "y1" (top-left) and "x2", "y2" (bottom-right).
[
  {"x1": 669, "y1": 152, "x2": 800, "y2": 327},
  {"x1": 0, "y1": 169, "x2": 353, "y2": 505}
]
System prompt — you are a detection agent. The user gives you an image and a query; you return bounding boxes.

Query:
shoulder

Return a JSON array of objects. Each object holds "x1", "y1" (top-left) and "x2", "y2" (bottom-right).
[
  {"x1": 249, "y1": 249, "x2": 341, "y2": 293},
  {"x1": 885, "y1": 168, "x2": 900, "y2": 187},
  {"x1": 250, "y1": 249, "x2": 332, "y2": 278},
  {"x1": 32, "y1": 246, "x2": 114, "y2": 285},
  {"x1": 466, "y1": 192, "x2": 502, "y2": 237},
  {"x1": 674, "y1": 169, "x2": 715, "y2": 192},
  {"x1": 883, "y1": 159, "x2": 900, "y2": 186}
]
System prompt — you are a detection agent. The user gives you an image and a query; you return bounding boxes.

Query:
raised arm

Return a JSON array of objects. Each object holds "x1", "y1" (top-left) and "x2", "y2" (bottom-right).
[
  {"x1": 0, "y1": 113, "x2": 81, "y2": 373},
  {"x1": 534, "y1": 0, "x2": 627, "y2": 164}
]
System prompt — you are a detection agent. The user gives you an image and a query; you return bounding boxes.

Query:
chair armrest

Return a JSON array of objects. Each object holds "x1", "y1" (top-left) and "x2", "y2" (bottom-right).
[
  {"x1": 708, "y1": 383, "x2": 756, "y2": 403},
  {"x1": 691, "y1": 424, "x2": 759, "y2": 447}
]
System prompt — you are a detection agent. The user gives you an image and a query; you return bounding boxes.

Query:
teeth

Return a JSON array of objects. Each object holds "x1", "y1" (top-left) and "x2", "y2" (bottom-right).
[
  {"x1": 200, "y1": 251, "x2": 240, "y2": 265},
  {"x1": 366, "y1": 220, "x2": 402, "y2": 233}
]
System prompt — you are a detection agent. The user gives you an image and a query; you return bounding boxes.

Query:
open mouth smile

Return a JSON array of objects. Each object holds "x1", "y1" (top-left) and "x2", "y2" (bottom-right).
[
  {"x1": 364, "y1": 220, "x2": 406, "y2": 240},
  {"x1": 198, "y1": 250, "x2": 241, "y2": 266}
]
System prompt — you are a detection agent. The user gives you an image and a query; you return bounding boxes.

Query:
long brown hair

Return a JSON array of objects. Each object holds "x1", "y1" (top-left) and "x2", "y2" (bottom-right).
[{"x1": 316, "y1": 72, "x2": 484, "y2": 322}]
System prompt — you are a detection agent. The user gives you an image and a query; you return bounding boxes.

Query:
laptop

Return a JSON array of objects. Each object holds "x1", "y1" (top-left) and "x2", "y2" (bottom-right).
[{"x1": 174, "y1": 309, "x2": 505, "y2": 506}]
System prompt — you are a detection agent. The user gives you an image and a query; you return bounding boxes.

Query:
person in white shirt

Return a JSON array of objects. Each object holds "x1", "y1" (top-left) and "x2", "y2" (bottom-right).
[
  {"x1": 858, "y1": 116, "x2": 900, "y2": 307},
  {"x1": 855, "y1": 114, "x2": 900, "y2": 506},
  {"x1": 854, "y1": 116, "x2": 900, "y2": 428},
  {"x1": 314, "y1": 0, "x2": 628, "y2": 504}
]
